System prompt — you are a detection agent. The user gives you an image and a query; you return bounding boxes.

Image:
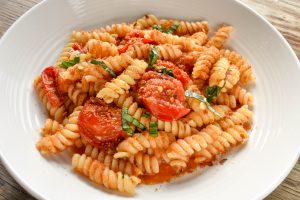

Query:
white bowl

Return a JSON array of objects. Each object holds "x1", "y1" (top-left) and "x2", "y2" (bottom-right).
[{"x1": 0, "y1": 0, "x2": 299, "y2": 199}]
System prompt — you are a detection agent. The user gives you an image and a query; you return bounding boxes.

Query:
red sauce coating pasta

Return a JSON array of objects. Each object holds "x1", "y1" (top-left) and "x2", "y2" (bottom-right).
[
  {"x1": 78, "y1": 97, "x2": 125, "y2": 149},
  {"x1": 138, "y1": 71, "x2": 190, "y2": 121},
  {"x1": 41, "y1": 66, "x2": 64, "y2": 107}
]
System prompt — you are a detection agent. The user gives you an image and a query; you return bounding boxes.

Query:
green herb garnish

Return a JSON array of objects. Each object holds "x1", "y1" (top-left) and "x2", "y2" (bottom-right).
[
  {"x1": 148, "y1": 45, "x2": 159, "y2": 66},
  {"x1": 122, "y1": 107, "x2": 134, "y2": 135},
  {"x1": 185, "y1": 90, "x2": 223, "y2": 118},
  {"x1": 122, "y1": 107, "x2": 146, "y2": 134},
  {"x1": 206, "y1": 80, "x2": 226, "y2": 102},
  {"x1": 59, "y1": 54, "x2": 80, "y2": 68},
  {"x1": 153, "y1": 23, "x2": 179, "y2": 34},
  {"x1": 158, "y1": 67, "x2": 176, "y2": 78},
  {"x1": 149, "y1": 121, "x2": 158, "y2": 137},
  {"x1": 142, "y1": 111, "x2": 151, "y2": 118},
  {"x1": 91, "y1": 59, "x2": 117, "y2": 78}
]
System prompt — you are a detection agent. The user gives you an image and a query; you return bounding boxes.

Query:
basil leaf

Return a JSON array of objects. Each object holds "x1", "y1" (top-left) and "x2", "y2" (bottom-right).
[
  {"x1": 122, "y1": 107, "x2": 146, "y2": 133},
  {"x1": 142, "y1": 111, "x2": 151, "y2": 118},
  {"x1": 149, "y1": 121, "x2": 158, "y2": 137},
  {"x1": 153, "y1": 24, "x2": 164, "y2": 32},
  {"x1": 167, "y1": 24, "x2": 179, "y2": 34},
  {"x1": 148, "y1": 45, "x2": 159, "y2": 66},
  {"x1": 122, "y1": 107, "x2": 134, "y2": 135},
  {"x1": 206, "y1": 80, "x2": 226, "y2": 102},
  {"x1": 153, "y1": 23, "x2": 179, "y2": 34},
  {"x1": 91, "y1": 59, "x2": 117, "y2": 78},
  {"x1": 185, "y1": 90, "x2": 223, "y2": 118},
  {"x1": 158, "y1": 67, "x2": 176, "y2": 78},
  {"x1": 59, "y1": 54, "x2": 80, "y2": 68}
]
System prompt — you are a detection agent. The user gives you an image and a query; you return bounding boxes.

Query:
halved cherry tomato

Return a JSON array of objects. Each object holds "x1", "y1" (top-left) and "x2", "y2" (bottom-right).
[
  {"x1": 138, "y1": 71, "x2": 190, "y2": 121},
  {"x1": 78, "y1": 98, "x2": 125, "y2": 149},
  {"x1": 157, "y1": 61, "x2": 190, "y2": 88},
  {"x1": 41, "y1": 66, "x2": 64, "y2": 107}
]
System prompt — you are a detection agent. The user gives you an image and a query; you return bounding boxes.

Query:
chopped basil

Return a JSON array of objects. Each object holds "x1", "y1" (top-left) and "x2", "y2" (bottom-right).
[
  {"x1": 142, "y1": 111, "x2": 151, "y2": 118},
  {"x1": 149, "y1": 121, "x2": 158, "y2": 137},
  {"x1": 185, "y1": 90, "x2": 223, "y2": 118},
  {"x1": 59, "y1": 54, "x2": 80, "y2": 68},
  {"x1": 153, "y1": 23, "x2": 179, "y2": 34},
  {"x1": 122, "y1": 107, "x2": 134, "y2": 135},
  {"x1": 91, "y1": 59, "x2": 117, "y2": 78},
  {"x1": 158, "y1": 67, "x2": 176, "y2": 78},
  {"x1": 122, "y1": 107, "x2": 146, "y2": 134},
  {"x1": 206, "y1": 80, "x2": 226, "y2": 102},
  {"x1": 148, "y1": 45, "x2": 159, "y2": 66}
]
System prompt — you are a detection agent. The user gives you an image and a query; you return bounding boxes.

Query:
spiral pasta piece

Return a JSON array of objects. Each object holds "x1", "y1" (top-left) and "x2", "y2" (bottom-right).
[
  {"x1": 41, "y1": 118, "x2": 63, "y2": 136},
  {"x1": 186, "y1": 105, "x2": 231, "y2": 129},
  {"x1": 55, "y1": 37, "x2": 75, "y2": 66},
  {"x1": 192, "y1": 46, "x2": 220, "y2": 79},
  {"x1": 217, "y1": 105, "x2": 253, "y2": 130},
  {"x1": 194, "y1": 125, "x2": 249, "y2": 164},
  {"x1": 148, "y1": 30, "x2": 196, "y2": 51},
  {"x1": 176, "y1": 20, "x2": 209, "y2": 36},
  {"x1": 135, "y1": 14, "x2": 159, "y2": 29},
  {"x1": 72, "y1": 154, "x2": 141, "y2": 195},
  {"x1": 34, "y1": 76, "x2": 67, "y2": 122},
  {"x1": 191, "y1": 32, "x2": 208, "y2": 46},
  {"x1": 72, "y1": 30, "x2": 117, "y2": 44},
  {"x1": 167, "y1": 124, "x2": 223, "y2": 167},
  {"x1": 115, "y1": 131, "x2": 173, "y2": 157},
  {"x1": 159, "y1": 20, "x2": 209, "y2": 36},
  {"x1": 84, "y1": 144, "x2": 141, "y2": 176},
  {"x1": 86, "y1": 39, "x2": 119, "y2": 58},
  {"x1": 156, "y1": 119, "x2": 195, "y2": 139},
  {"x1": 36, "y1": 106, "x2": 82, "y2": 154},
  {"x1": 209, "y1": 57, "x2": 230, "y2": 87},
  {"x1": 80, "y1": 75, "x2": 106, "y2": 96},
  {"x1": 229, "y1": 85, "x2": 254, "y2": 106},
  {"x1": 67, "y1": 83, "x2": 88, "y2": 106},
  {"x1": 206, "y1": 25, "x2": 233, "y2": 49},
  {"x1": 102, "y1": 54, "x2": 134, "y2": 74},
  {"x1": 221, "y1": 49, "x2": 255, "y2": 84},
  {"x1": 97, "y1": 60, "x2": 148, "y2": 103},
  {"x1": 127, "y1": 43, "x2": 183, "y2": 62},
  {"x1": 223, "y1": 64, "x2": 240, "y2": 92},
  {"x1": 99, "y1": 23, "x2": 133, "y2": 38},
  {"x1": 216, "y1": 93, "x2": 237, "y2": 109},
  {"x1": 129, "y1": 152, "x2": 160, "y2": 174}
]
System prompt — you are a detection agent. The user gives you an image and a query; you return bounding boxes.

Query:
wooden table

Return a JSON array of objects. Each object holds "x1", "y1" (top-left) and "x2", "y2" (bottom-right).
[{"x1": 0, "y1": 0, "x2": 299, "y2": 199}]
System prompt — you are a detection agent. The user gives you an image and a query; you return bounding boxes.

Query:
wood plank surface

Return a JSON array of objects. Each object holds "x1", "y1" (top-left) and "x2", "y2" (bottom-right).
[{"x1": 0, "y1": 0, "x2": 299, "y2": 199}]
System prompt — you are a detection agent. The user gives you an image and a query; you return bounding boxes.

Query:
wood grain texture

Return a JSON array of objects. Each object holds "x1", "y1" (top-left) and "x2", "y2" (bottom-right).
[{"x1": 0, "y1": 0, "x2": 299, "y2": 199}]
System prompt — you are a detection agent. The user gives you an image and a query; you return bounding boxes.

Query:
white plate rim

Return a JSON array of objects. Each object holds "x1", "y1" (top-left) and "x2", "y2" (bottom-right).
[{"x1": 0, "y1": 0, "x2": 299, "y2": 199}]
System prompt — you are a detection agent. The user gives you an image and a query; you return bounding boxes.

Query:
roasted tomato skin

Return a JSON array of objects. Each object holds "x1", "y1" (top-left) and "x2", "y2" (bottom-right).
[
  {"x1": 41, "y1": 66, "x2": 64, "y2": 107},
  {"x1": 78, "y1": 98, "x2": 125, "y2": 149},
  {"x1": 157, "y1": 61, "x2": 190, "y2": 88},
  {"x1": 138, "y1": 71, "x2": 190, "y2": 121}
]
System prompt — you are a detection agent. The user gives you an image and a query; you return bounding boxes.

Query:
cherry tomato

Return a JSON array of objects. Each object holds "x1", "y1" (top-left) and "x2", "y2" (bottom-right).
[
  {"x1": 138, "y1": 71, "x2": 190, "y2": 121},
  {"x1": 78, "y1": 98, "x2": 125, "y2": 149},
  {"x1": 41, "y1": 66, "x2": 64, "y2": 107},
  {"x1": 157, "y1": 61, "x2": 190, "y2": 88}
]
